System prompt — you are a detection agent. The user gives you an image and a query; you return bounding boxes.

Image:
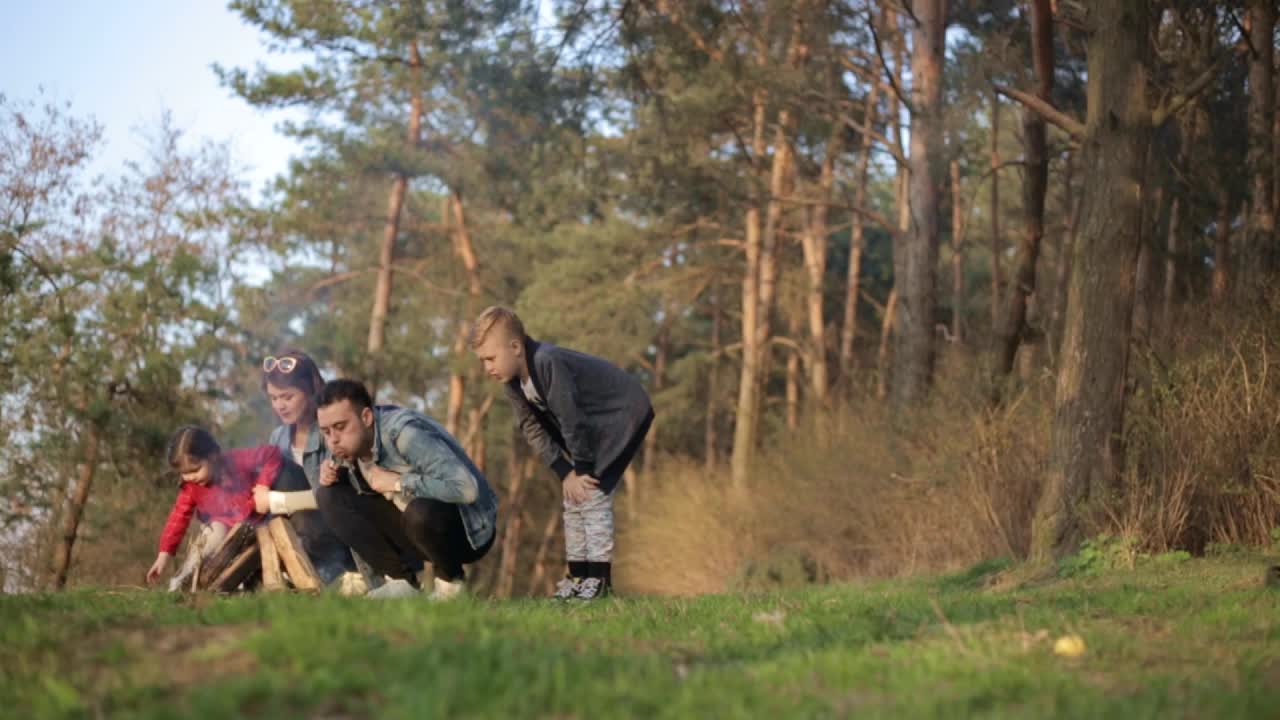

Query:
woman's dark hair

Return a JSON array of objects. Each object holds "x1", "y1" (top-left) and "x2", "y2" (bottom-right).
[
  {"x1": 260, "y1": 348, "x2": 326, "y2": 403},
  {"x1": 167, "y1": 426, "x2": 222, "y2": 470}
]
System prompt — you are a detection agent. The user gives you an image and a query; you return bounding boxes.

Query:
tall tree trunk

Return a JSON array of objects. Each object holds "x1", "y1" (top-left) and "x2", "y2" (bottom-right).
[
  {"x1": 950, "y1": 158, "x2": 965, "y2": 343},
  {"x1": 891, "y1": 0, "x2": 948, "y2": 408},
  {"x1": 994, "y1": 0, "x2": 1054, "y2": 386},
  {"x1": 367, "y1": 43, "x2": 424, "y2": 377},
  {"x1": 1162, "y1": 196, "x2": 1180, "y2": 334},
  {"x1": 528, "y1": 503, "x2": 562, "y2": 596},
  {"x1": 1212, "y1": 191, "x2": 1233, "y2": 303},
  {"x1": 1245, "y1": 0, "x2": 1276, "y2": 287},
  {"x1": 705, "y1": 296, "x2": 721, "y2": 473},
  {"x1": 496, "y1": 439, "x2": 528, "y2": 599},
  {"x1": 990, "y1": 89, "x2": 1004, "y2": 330},
  {"x1": 730, "y1": 82, "x2": 768, "y2": 490},
  {"x1": 1031, "y1": 0, "x2": 1152, "y2": 563},
  {"x1": 786, "y1": 346, "x2": 801, "y2": 430},
  {"x1": 1132, "y1": 238, "x2": 1153, "y2": 342},
  {"x1": 446, "y1": 191, "x2": 483, "y2": 438},
  {"x1": 839, "y1": 79, "x2": 881, "y2": 376},
  {"x1": 732, "y1": 9, "x2": 802, "y2": 489},
  {"x1": 1051, "y1": 152, "x2": 1079, "y2": 362},
  {"x1": 50, "y1": 424, "x2": 100, "y2": 589},
  {"x1": 876, "y1": 288, "x2": 899, "y2": 401},
  {"x1": 640, "y1": 320, "x2": 668, "y2": 505},
  {"x1": 801, "y1": 104, "x2": 841, "y2": 404}
]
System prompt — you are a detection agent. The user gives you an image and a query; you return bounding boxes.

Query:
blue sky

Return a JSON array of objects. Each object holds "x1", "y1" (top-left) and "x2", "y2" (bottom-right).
[{"x1": 3, "y1": 0, "x2": 302, "y2": 192}]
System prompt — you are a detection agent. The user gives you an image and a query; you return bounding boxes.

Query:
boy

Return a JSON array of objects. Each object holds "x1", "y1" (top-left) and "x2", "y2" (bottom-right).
[{"x1": 471, "y1": 306, "x2": 653, "y2": 600}]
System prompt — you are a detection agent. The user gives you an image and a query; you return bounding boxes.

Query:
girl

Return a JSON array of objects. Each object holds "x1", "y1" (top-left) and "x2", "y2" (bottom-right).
[
  {"x1": 146, "y1": 426, "x2": 282, "y2": 591},
  {"x1": 257, "y1": 350, "x2": 364, "y2": 589}
]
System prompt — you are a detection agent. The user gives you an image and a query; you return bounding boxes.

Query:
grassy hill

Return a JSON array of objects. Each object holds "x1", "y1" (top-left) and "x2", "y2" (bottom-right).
[{"x1": 4, "y1": 554, "x2": 1279, "y2": 718}]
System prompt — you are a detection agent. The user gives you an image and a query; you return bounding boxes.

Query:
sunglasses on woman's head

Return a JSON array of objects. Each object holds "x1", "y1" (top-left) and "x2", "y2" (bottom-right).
[{"x1": 262, "y1": 356, "x2": 298, "y2": 373}]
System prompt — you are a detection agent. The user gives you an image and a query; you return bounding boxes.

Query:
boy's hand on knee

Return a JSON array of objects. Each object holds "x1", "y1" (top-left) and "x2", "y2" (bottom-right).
[{"x1": 563, "y1": 472, "x2": 599, "y2": 504}]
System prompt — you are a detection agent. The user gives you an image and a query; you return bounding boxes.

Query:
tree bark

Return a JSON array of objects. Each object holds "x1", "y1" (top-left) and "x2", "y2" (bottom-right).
[
  {"x1": 994, "y1": 0, "x2": 1053, "y2": 387},
  {"x1": 1212, "y1": 192, "x2": 1232, "y2": 303},
  {"x1": 1031, "y1": 0, "x2": 1152, "y2": 563},
  {"x1": 950, "y1": 158, "x2": 965, "y2": 343},
  {"x1": 50, "y1": 424, "x2": 100, "y2": 589},
  {"x1": 1051, "y1": 152, "x2": 1079, "y2": 362},
  {"x1": 990, "y1": 89, "x2": 1004, "y2": 330},
  {"x1": 839, "y1": 79, "x2": 881, "y2": 377},
  {"x1": 801, "y1": 97, "x2": 841, "y2": 403},
  {"x1": 732, "y1": 9, "x2": 801, "y2": 489},
  {"x1": 496, "y1": 436, "x2": 527, "y2": 599},
  {"x1": 1245, "y1": 0, "x2": 1276, "y2": 287},
  {"x1": 705, "y1": 296, "x2": 721, "y2": 473},
  {"x1": 446, "y1": 191, "x2": 483, "y2": 438},
  {"x1": 367, "y1": 42, "x2": 424, "y2": 384},
  {"x1": 891, "y1": 0, "x2": 948, "y2": 408},
  {"x1": 1161, "y1": 196, "x2": 1180, "y2": 334},
  {"x1": 876, "y1": 288, "x2": 899, "y2": 401}
]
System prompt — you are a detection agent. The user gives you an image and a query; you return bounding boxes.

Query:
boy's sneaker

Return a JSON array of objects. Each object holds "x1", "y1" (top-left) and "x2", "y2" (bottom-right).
[
  {"x1": 574, "y1": 577, "x2": 610, "y2": 600},
  {"x1": 552, "y1": 577, "x2": 582, "y2": 600},
  {"x1": 429, "y1": 577, "x2": 466, "y2": 601},
  {"x1": 368, "y1": 577, "x2": 419, "y2": 599}
]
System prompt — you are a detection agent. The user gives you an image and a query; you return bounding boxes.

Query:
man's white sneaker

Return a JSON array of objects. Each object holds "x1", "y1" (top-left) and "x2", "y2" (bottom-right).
[
  {"x1": 336, "y1": 571, "x2": 370, "y2": 597},
  {"x1": 367, "y1": 577, "x2": 420, "y2": 599},
  {"x1": 429, "y1": 577, "x2": 466, "y2": 601}
]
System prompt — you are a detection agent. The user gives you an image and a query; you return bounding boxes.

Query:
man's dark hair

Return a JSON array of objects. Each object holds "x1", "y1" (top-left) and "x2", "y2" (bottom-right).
[{"x1": 319, "y1": 379, "x2": 373, "y2": 411}]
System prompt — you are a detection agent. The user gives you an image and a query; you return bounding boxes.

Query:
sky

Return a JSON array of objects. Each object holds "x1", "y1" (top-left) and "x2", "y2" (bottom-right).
[{"x1": 3, "y1": 0, "x2": 303, "y2": 192}]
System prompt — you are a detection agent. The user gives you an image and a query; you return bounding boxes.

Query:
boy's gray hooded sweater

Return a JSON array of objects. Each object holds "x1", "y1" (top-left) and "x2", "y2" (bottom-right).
[{"x1": 505, "y1": 338, "x2": 654, "y2": 493}]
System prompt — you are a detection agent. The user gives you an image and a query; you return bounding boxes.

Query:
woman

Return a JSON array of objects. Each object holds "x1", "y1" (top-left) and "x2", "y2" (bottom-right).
[{"x1": 257, "y1": 350, "x2": 363, "y2": 588}]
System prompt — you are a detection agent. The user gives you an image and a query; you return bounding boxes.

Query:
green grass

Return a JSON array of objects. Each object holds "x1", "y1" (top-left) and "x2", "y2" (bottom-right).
[{"x1": 3, "y1": 556, "x2": 1279, "y2": 719}]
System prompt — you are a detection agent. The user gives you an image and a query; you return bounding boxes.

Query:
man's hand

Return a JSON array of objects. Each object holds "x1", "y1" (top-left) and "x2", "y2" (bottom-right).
[
  {"x1": 320, "y1": 458, "x2": 341, "y2": 487},
  {"x1": 252, "y1": 485, "x2": 271, "y2": 514},
  {"x1": 146, "y1": 552, "x2": 172, "y2": 585},
  {"x1": 365, "y1": 465, "x2": 403, "y2": 495},
  {"x1": 562, "y1": 472, "x2": 599, "y2": 505}
]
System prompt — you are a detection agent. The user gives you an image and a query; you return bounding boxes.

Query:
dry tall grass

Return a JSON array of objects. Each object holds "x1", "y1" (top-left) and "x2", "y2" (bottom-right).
[{"x1": 618, "y1": 296, "x2": 1280, "y2": 596}]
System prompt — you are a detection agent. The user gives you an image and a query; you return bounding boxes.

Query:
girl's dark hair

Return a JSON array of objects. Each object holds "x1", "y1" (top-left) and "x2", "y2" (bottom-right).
[
  {"x1": 167, "y1": 426, "x2": 222, "y2": 469},
  {"x1": 260, "y1": 348, "x2": 326, "y2": 403}
]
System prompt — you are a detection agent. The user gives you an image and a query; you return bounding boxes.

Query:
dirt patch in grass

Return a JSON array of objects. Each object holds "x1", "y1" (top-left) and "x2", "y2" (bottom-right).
[{"x1": 81, "y1": 622, "x2": 259, "y2": 695}]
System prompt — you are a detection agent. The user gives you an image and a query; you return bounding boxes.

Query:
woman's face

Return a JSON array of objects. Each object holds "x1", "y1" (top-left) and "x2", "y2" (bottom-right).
[
  {"x1": 266, "y1": 382, "x2": 312, "y2": 426},
  {"x1": 176, "y1": 458, "x2": 212, "y2": 486}
]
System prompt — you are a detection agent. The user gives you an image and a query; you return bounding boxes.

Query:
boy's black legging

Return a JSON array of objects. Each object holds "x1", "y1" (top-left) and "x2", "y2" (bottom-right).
[{"x1": 316, "y1": 482, "x2": 492, "y2": 582}]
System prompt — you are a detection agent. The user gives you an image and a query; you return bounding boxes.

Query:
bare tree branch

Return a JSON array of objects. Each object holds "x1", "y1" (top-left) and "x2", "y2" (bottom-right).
[{"x1": 993, "y1": 85, "x2": 1085, "y2": 139}]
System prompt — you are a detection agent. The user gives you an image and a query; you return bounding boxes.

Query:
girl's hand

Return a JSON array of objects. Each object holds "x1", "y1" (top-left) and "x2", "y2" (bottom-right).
[
  {"x1": 252, "y1": 485, "x2": 271, "y2": 514},
  {"x1": 146, "y1": 553, "x2": 172, "y2": 585}
]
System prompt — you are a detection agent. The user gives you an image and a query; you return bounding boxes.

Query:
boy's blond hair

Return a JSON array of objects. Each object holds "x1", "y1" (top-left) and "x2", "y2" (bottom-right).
[{"x1": 470, "y1": 306, "x2": 527, "y2": 349}]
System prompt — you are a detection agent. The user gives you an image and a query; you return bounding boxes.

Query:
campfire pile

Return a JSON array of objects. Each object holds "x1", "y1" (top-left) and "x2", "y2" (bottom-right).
[{"x1": 192, "y1": 517, "x2": 321, "y2": 592}]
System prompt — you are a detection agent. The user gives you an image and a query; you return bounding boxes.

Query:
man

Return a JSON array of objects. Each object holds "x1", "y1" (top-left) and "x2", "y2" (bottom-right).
[
  {"x1": 315, "y1": 378, "x2": 498, "y2": 599},
  {"x1": 471, "y1": 306, "x2": 653, "y2": 600}
]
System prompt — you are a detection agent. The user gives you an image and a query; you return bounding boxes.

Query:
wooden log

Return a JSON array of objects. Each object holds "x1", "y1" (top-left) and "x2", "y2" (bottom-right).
[
  {"x1": 256, "y1": 525, "x2": 286, "y2": 591},
  {"x1": 210, "y1": 543, "x2": 260, "y2": 592},
  {"x1": 197, "y1": 522, "x2": 256, "y2": 590},
  {"x1": 268, "y1": 517, "x2": 321, "y2": 591}
]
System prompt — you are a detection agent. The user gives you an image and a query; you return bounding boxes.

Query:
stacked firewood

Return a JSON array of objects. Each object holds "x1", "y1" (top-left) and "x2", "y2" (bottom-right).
[{"x1": 192, "y1": 518, "x2": 321, "y2": 592}]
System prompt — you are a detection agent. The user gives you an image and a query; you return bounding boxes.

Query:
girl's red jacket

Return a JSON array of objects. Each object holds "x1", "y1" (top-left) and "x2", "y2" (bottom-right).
[{"x1": 157, "y1": 446, "x2": 282, "y2": 554}]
